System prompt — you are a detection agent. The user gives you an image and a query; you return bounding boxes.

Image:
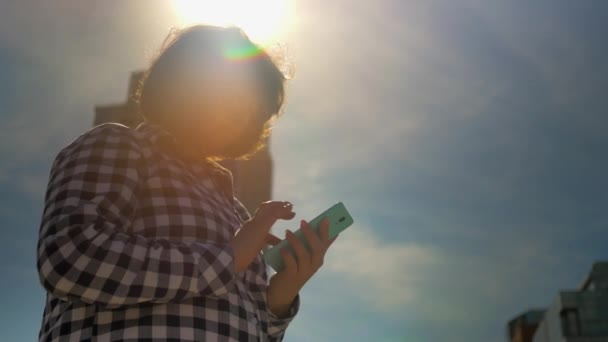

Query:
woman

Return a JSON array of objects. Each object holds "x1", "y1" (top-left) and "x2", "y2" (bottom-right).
[{"x1": 37, "y1": 25, "x2": 337, "y2": 341}]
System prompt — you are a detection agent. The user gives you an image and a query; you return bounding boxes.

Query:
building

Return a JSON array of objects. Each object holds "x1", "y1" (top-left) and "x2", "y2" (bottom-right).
[
  {"x1": 507, "y1": 309, "x2": 545, "y2": 342},
  {"x1": 532, "y1": 262, "x2": 608, "y2": 342},
  {"x1": 94, "y1": 71, "x2": 273, "y2": 214},
  {"x1": 507, "y1": 262, "x2": 608, "y2": 342}
]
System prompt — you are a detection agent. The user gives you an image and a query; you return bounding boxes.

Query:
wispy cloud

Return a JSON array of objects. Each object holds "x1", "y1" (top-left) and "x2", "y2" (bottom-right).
[
  {"x1": 274, "y1": 1, "x2": 608, "y2": 340},
  {"x1": 326, "y1": 225, "x2": 441, "y2": 311}
]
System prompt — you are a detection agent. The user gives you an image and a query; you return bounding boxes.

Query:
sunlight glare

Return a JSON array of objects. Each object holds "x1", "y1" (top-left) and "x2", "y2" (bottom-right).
[{"x1": 173, "y1": 0, "x2": 292, "y2": 45}]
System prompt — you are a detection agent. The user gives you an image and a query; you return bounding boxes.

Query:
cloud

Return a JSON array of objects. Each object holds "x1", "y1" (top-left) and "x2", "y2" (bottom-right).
[
  {"x1": 314, "y1": 222, "x2": 590, "y2": 342},
  {"x1": 324, "y1": 223, "x2": 563, "y2": 313},
  {"x1": 325, "y1": 225, "x2": 441, "y2": 311}
]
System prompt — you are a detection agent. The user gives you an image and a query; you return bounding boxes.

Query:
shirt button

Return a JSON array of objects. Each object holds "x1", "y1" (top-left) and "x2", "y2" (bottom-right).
[{"x1": 250, "y1": 316, "x2": 259, "y2": 325}]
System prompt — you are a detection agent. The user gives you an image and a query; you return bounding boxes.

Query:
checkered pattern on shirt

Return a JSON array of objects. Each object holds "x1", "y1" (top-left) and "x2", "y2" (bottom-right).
[{"x1": 37, "y1": 122, "x2": 299, "y2": 342}]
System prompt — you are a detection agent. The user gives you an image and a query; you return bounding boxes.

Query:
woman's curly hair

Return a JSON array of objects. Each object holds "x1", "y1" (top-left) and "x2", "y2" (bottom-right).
[{"x1": 135, "y1": 25, "x2": 290, "y2": 160}]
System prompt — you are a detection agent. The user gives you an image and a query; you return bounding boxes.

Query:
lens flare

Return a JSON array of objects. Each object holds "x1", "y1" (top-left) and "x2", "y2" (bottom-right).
[
  {"x1": 223, "y1": 43, "x2": 264, "y2": 61},
  {"x1": 173, "y1": 0, "x2": 292, "y2": 46}
]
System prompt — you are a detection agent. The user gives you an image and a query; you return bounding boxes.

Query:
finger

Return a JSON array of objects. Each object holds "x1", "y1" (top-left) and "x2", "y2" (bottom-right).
[
  {"x1": 258, "y1": 201, "x2": 295, "y2": 222},
  {"x1": 318, "y1": 217, "x2": 331, "y2": 243},
  {"x1": 281, "y1": 210, "x2": 296, "y2": 220},
  {"x1": 261, "y1": 200, "x2": 291, "y2": 207},
  {"x1": 274, "y1": 201, "x2": 295, "y2": 220},
  {"x1": 285, "y1": 229, "x2": 311, "y2": 269},
  {"x1": 300, "y1": 220, "x2": 324, "y2": 267},
  {"x1": 327, "y1": 235, "x2": 338, "y2": 247},
  {"x1": 280, "y1": 247, "x2": 298, "y2": 274},
  {"x1": 301, "y1": 220, "x2": 323, "y2": 251},
  {"x1": 265, "y1": 233, "x2": 282, "y2": 246}
]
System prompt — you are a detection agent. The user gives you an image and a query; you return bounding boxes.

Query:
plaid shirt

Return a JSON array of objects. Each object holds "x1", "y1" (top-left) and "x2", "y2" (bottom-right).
[{"x1": 37, "y1": 121, "x2": 299, "y2": 341}]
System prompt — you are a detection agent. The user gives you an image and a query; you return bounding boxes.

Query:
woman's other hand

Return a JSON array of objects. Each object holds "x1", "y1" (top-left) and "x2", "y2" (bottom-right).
[
  {"x1": 266, "y1": 218, "x2": 338, "y2": 317},
  {"x1": 230, "y1": 201, "x2": 295, "y2": 272}
]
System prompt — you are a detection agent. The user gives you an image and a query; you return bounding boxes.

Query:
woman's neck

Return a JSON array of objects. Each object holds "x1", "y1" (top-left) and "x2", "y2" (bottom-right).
[{"x1": 152, "y1": 119, "x2": 210, "y2": 163}]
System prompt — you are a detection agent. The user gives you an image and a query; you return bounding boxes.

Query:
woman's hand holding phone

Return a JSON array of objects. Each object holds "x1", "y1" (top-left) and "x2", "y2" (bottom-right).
[{"x1": 266, "y1": 218, "x2": 338, "y2": 318}]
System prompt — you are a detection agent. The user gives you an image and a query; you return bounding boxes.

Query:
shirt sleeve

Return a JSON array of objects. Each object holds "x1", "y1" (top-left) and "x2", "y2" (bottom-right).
[
  {"x1": 233, "y1": 196, "x2": 252, "y2": 222},
  {"x1": 266, "y1": 294, "x2": 300, "y2": 341},
  {"x1": 37, "y1": 124, "x2": 237, "y2": 309}
]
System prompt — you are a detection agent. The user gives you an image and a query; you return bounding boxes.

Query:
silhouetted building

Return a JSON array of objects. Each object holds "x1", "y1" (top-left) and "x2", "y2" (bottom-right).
[
  {"x1": 533, "y1": 261, "x2": 608, "y2": 342},
  {"x1": 507, "y1": 309, "x2": 545, "y2": 342},
  {"x1": 94, "y1": 72, "x2": 273, "y2": 214},
  {"x1": 509, "y1": 262, "x2": 608, "y2": 342}
]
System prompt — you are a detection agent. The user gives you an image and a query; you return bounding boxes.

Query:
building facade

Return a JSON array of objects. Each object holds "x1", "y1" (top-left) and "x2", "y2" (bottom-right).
[
  {"x1": 94, "y1": 71, "x2": 273, "y2": 214},
  {"x1": 508, "y1": 309, "x2": 545, "y2": 342},
  {"x1": 531, "y1": 262, "x2": 608, "y2": 342}
]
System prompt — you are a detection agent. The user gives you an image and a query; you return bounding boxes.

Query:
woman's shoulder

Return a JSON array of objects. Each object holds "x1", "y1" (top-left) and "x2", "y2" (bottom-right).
[
  {"x1": 79, "y1": 122, "x2": 141, "y2": 145},
  {"x1": 55, "y1": 123, "x2": 145, "y2": 165}
]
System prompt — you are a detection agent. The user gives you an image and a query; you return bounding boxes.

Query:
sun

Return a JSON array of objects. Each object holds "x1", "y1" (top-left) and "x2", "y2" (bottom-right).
[{"x1": 172, "y1": 0, "x2": 292, "y2": 45}]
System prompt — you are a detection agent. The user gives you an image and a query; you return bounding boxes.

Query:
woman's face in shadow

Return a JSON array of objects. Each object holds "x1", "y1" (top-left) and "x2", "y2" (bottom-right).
[{"x1": 170, "y1": 67, "x2": 268, "y2": 158}]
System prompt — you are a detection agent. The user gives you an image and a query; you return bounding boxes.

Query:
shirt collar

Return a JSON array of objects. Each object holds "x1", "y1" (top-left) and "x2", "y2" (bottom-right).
[
  {"x1": 135, "y1": 120, "x2": 176, "y2": 146},
  {"x1": 134, "y1": 120, "x2": 235, "y2": 193}
]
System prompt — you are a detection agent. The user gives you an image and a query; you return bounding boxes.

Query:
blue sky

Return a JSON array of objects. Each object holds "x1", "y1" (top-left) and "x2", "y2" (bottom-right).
[{"x1": 1, "y1": 1, "x2": 607, "y2": 341}]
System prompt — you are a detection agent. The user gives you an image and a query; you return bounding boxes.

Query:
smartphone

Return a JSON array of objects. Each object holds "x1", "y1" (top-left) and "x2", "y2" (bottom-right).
[{"x1": 263, "y1": 202, "x2": 354, "y2": 272}]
